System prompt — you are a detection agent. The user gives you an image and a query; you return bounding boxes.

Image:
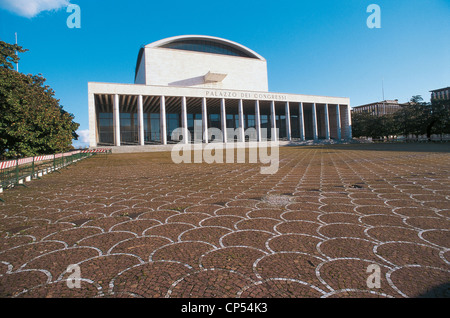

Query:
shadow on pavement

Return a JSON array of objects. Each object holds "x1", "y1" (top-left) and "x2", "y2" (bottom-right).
[{"x1": 417, "y1": 283, "x2": 450, "y2": 298}]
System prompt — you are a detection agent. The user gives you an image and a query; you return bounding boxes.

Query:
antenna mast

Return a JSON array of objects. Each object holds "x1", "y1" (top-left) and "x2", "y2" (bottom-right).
[
  {"x1": 15, "y1": 32, "x2": 19, "y2": 72},
  {"x1": 382, "y1": 78, "x2": 386, "y2": 115}
]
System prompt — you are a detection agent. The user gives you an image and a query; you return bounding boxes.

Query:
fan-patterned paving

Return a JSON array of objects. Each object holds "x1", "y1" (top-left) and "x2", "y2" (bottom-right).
[{"x1": 0, "y1": 143, "x2": 449, "y2": 298}]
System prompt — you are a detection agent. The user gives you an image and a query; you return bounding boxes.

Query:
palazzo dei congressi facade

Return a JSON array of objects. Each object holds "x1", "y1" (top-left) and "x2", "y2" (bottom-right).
[{"x1": 88, "y1": 35, "x2": 352, "y2": 149}]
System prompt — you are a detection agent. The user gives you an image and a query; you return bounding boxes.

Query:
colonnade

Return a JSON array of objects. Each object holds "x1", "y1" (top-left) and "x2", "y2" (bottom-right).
[{"x1": 107, "y1": 94, "x2": 351, "y2": 146}]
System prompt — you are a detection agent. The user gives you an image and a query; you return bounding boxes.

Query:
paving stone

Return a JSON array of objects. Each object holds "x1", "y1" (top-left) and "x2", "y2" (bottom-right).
[{"x1": 0, "y1": 143, "x2": 449, "y2": 298}]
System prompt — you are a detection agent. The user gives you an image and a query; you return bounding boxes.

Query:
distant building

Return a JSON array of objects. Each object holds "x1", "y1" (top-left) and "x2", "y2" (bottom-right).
[
  {"x1": 352, "y1": 100, "x2": 405, "y2": 116},
  {"x1": 430, "y1": 87, "x2": 450, "y2": 101}
]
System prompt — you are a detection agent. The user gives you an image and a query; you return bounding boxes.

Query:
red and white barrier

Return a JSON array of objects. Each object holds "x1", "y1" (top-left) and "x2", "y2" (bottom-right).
[
  {"x1": 0, "y1": 150, "x2": 97, "y2": 169},
  {"x1": 80, "y1": 148, "x2": 111, "y2": 153},
  {"x1": 1, "y1": 149, "x2": 111, "y2": 170}
]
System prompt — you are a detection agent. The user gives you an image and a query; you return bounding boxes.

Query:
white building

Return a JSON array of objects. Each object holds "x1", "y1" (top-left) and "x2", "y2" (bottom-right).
[{"x1": 88, "y1": 35, "x2": 351, "y2": 150}]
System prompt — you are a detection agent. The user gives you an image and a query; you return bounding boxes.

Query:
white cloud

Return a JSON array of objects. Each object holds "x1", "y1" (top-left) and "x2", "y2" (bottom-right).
[
  {"x1": 0, "y1": 0, "x2": 70, "y2": 18},
  {"x1": 77, "y1": 129, "x2": 90, "y2": 143},
  {"x1": 72, "y1": 129, "x2": 89, "y2": 149}
]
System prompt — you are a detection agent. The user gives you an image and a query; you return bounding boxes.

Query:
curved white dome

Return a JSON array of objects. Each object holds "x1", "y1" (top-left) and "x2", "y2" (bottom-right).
[
  {"x1": 135, "y1": 35, "x2": 269, "y2": 91},
  {"x1": 146, "y1": 35, "x2": 265, "y2": 61}
]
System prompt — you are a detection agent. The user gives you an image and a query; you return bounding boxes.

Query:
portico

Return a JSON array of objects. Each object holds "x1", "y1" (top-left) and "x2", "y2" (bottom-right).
[
  {"x1": 89, "y1": 84, "x2": 351, "y2": 148},
  {"x1": 88, "y1": 35, "x2": 351, "y2": 150}
]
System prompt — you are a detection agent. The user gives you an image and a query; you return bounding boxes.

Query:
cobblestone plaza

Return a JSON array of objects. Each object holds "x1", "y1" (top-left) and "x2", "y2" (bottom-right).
[{"x1": 0, "y1": 143, "x2": 449, "y2": 298}]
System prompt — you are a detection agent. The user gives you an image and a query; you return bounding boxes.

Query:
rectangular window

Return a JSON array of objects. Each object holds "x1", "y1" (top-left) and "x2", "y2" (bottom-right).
[
  {"x1": 167, "y1": 113, "x2": 180, "y2": 141},
  {"x1": 226, "y1": 114, "x2": 234, "y2": 129},
  {"x1": 120, "y1": 113, "x2": 131, "y2": 127},
  {"x1": 209, "y1": 114, "x2": 220, "y2": 129},
  {"x1": 150, "y1": 113, "x2": 160, "y2": 141},
  {"x1": 99, "y1": 113, "x2": 113, "y2": 128},
  {"x1": 261, "y1": 115, "x2": 268, "y2": 125},
  {"x1": 98, "y1": 112, "x2": 114, "y2": 145}
]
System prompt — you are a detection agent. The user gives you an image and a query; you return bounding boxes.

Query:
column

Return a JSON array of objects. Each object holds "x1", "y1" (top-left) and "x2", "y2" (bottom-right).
[
  {"x1": 238, "y1": 99, "x2": 245, "y2": 143},
  {"x1": 113, "y1": 94, "x2": 121, "y2": 146},
  {"x1": 255, "y1": 100, "x2": 262, "y2": 142},
  {"x1": 299, "y1": 102, "x2": 305, "y2": 141},
  {"x1": 312, "y1": 103, "x2": 318, "y2": 141},
  {"x1": 181, "y1": 96, "x2": 188, "y2": 144},
  {"x1": 336, "y1": 104, "x2": 342, "y2": 140},
  {"x1": 202, "y1": 97, "x2": 208, "y2": 144},
  {"x1": 285, "y1": 102, "x2": 291, "y2": 141},
  {"x1": 270, "y1": 101, "x2": 277, "y2": 141},
  {"x1": 347, "y1": 104, "x2": 353, "y2": 140},
  {"x1": 160, "y1": 96, "x2": 167, "y2": 145},
  {"x1": 325, "y1": 104, "x2": 330, "y2": 140},
  {"x1": 88, "y1": 93, "x2": 97, "y2": 148},
  {"x1": 220, "y1": 98, "x2": 227, "y2": 143},
  {"x1": 138, "y1": 95, "x2": 144, "y2": 146}
]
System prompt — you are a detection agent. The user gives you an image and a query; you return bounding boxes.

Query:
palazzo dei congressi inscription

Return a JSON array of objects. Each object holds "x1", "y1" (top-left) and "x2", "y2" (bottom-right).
[{"x1": 205, "y1": 90, "x2": 288, "y2": 101}]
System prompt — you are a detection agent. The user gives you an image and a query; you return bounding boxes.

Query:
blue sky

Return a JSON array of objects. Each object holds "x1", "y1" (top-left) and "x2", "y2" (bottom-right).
[{"x1": 1, "y1": 0, "x2": 449, "y2": 148}]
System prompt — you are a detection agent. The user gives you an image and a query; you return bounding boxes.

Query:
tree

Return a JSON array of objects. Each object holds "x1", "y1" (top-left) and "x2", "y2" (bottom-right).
[
  {"x1": 351, "y1": 111, "x2": 394, "y2": 140},
  {"x1": 393, "y1": 96, "x2": 431, "y2": 140},
  {"x1": 0, "y1": 41, "x2": 27, "y2": 70},
  {"x1": 0, "y1": 40, "x2": 79, "y2": 159},
  {"x1": 396, "y1": 95, "x2": 450, "y2": 141},
  {"x1": 378, "y1": 113, "x2": 396, "y2": 140},
  {"x1": 426, "y1": 98, "x2": 450, "y2": 140},
  {"x1": 353, "y1": 95, "x2": 450, "y2": 142},
  {"x1": 351, "y1": 111, "x2": 371, "y2": 138}
]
